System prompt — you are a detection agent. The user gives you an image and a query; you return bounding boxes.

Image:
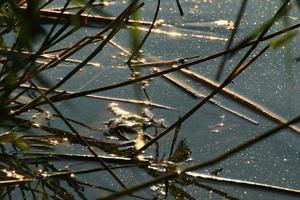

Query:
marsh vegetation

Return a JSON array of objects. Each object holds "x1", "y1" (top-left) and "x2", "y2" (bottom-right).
[{"x1": 0, "y1": 0, "x2": 300, "y2": 199}]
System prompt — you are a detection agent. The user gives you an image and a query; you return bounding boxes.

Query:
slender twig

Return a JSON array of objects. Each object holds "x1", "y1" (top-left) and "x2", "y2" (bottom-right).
[
  {"x1": 40, "y1": 0, "x2": 72, "y2": 47},
  {"x1": 135, "y1": 11, "x2": 276, "y2": 152},
  {"x1": 127, "y1": 0, "x2": 161, "y2": 63},
  {"x1": 45, "y1": 1, "x2": 143, "y2": 92},
  {"x1": 39, "y1": 0, "x2": 55, "y2": 9},
  {"x1": 29, "y1": 81, "x2": 127, "y2": 189},
  {"x1": 13, "y1": 116, "x2": 136, "y2": 157},
  {"x1": 0, "y1": 179, "x2": 36, "y2": 187},
  {"x1": 179, "y1": 67, "x2": 300, "y2": 132},
  {"x1": 215, "y1": 0, "x2": 247, "y2": 81},
  {"x1": 175, "y1": 0, "x2": 184, "y2": 16},
  {"x1": 38, "y1": 21, "x2": 300, "y2": 98},
  {"x1": 168, "y1": 117, "x2": 182, "y2": 159},
  {"x1": 220, "y1": 0, "x2": 290, "y2": 83},
  {"x1": 10, "y1": 16, "x2": 300, "y2": 120},
  {"x1": 38, "y1": 11, "x2": 131, "y2": 72},
  {"x1": 153, "y1": 67, "x2": 258, "y2": 124},
  {"x1": 17, "y1": 0, "x2": 97, "y2": 88},
  {"x1": 97, "y1": 114, "x2": 300, "y2": 200},
  {"x1": 12, "y1": 1, "x2": 143, "y2": 116},
  {"x1": 58, "y1": 36, "x2": 258, "y2": 125},
  {"x1": 39, "y1": 0, "x2": 97, "y2": 48},
  {"x1": 50, "y1": 3, "x2": 108, "y2": 11},
  {"x1": 17, "y1": 84, "x2": 177, "y2": 110},
  {"x1": 38, "y1": 8, "x2": 157, "y2": 27},
  {"x1": 131, "y1": 22, "x2": 300, "y2": 68},
  {"x1": 22, "y1": 152, "x2": 149, "y2": 165},
  {"x1": 65, "y1": 33, "x2": 256, "y2": 126},
  {"x1": 185, "y1": 171, "x2": 300, "y2": 196},
  {"x1": 134, "y1": 45, "x2": 270, "y2": 155},
  {"x1": 7, "y1": 85, "x2": 32, "y2": 105},
  {"x1": 0, "y1": 49, "x2": 101, "y2": 67}
]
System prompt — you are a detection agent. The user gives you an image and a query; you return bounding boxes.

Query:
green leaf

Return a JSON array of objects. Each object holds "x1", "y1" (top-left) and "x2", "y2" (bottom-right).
[
  {"x1": 270, "y1": 32, "x2": 297, "y2": 48},
  {"x1": 0, "y1": 132, "x2": 30, "y2": 151},
  {"x1": 0, "y1": 36, "x2": 6, "y2": 49},
  {"x1": 70, "y1": 15, "x2": 81, "y2": 27},
  {"x1": 15, "y1": 137, "x2": 31, "y2": 151}
]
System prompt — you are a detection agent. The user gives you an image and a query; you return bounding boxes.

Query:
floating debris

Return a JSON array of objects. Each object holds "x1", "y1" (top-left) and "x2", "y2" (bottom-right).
[
  {"x1": 185, "y1": 20, "x2": 234, "y2": 30},
  {"x1": 31, "y1": 111, "x2": 52, "y2": 128},
  {"x1": 104, "y1": 103, "x2": 166, "y2": 141},
  {"x1": 169, "y1": 140, "x2": 192, "y2": 163}
]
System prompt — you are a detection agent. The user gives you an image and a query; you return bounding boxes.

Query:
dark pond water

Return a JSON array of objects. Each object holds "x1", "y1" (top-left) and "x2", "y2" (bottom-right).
[{"x1": 3, "y1": 0, "x2": 300, "y2": 199}]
